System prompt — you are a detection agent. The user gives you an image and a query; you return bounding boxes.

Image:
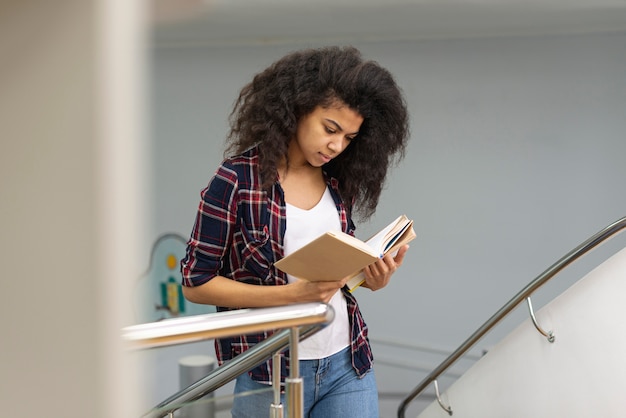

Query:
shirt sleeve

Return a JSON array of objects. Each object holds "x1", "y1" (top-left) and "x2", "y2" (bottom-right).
[{"x1": 181, "y1": 163, "x2": 239, "y2": 287}]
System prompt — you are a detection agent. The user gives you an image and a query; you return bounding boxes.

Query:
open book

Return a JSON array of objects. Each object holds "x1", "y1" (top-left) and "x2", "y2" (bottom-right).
[{"x1": 274, "y1": 214, "x2": 415, "y2": 292}]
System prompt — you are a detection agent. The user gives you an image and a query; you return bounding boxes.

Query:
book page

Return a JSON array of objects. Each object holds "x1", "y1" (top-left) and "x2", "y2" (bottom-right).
[
  {"x1": 348, "y1": 217, "x2": 415, "y2": 292},
  {"x1": 364, "y1": 215, "x2": 409, "y2": 255}
]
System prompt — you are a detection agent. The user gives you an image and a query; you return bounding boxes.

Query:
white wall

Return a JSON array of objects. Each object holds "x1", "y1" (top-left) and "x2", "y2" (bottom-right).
[
  {"x1": 417, "y1": 246, "x2": 626, "y2": 418},
  {"x1": 148, "y1": 33, "x2": 626, "y2": 415}
]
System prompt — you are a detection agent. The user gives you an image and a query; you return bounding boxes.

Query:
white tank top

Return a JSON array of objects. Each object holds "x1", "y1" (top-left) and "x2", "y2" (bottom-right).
[{"x1": 284, "y1": 187, "x2": 351, "y2": 359}]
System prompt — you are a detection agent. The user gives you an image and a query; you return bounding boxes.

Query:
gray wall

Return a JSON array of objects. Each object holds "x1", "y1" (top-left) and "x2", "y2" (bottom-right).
[{"x1": 148, "y1": 32, "x2": 626, "y2": 414}]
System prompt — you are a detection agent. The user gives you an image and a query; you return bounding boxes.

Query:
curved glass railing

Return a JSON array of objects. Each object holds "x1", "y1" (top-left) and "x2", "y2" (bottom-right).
[{"x1": 398, "y1": 215, "x2": 626, "y2": 417}]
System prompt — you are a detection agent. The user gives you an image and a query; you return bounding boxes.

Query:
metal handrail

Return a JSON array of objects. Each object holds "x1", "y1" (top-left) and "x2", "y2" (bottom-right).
[
  {"x1": 123, "y1": 302, "x2": 334, "y2": 349},
  {"x1": 122, "y1": 303, "x2": 334, "y2": 418},
  {"x1": 398, "y1": 216, "x2": 626, "y2": 417}
]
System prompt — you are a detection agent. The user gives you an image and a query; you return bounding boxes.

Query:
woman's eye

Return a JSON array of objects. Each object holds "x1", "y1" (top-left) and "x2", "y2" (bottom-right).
[{"x1": 325, "y1": 126, "x2": 336, "y2": 134}]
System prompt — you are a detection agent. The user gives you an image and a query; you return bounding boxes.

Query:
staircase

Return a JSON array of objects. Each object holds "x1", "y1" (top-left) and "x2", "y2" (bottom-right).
[{"x1": 401, "y1": 216, "x2": 626, "y2": 418}]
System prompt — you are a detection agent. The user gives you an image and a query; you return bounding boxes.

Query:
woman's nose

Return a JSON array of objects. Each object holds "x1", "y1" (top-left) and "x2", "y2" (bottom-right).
[{"x1": 328, "y1": 136, "x2": 345, "y2": 153}]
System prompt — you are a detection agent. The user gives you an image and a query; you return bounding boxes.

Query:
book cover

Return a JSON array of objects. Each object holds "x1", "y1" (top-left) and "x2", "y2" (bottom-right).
[{"x1": 274, "y1": 215, "x2": 415, "y2": 291}]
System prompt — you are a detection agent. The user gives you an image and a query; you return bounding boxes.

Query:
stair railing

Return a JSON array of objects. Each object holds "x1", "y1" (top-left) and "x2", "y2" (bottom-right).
[
  {"x1": 398, "y1": 215, "x2": 626, "y2": 417},
  {"x1": 122, "y1": 302, "x2": 334, "y2": 418}
]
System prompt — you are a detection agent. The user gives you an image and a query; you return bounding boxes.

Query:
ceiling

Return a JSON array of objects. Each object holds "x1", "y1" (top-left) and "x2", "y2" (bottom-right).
[{"x1": 151, "y1": 0, "x2": 626, "y2": 47}]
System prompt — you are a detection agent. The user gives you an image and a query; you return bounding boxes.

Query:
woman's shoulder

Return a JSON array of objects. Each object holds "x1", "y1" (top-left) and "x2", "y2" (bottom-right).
[
  {"x1": 221, "y1": 145, "x2": 260, "y2": 167},
  {"x1": 216, "y1": 146, "x2": 261, "y2": 188}
]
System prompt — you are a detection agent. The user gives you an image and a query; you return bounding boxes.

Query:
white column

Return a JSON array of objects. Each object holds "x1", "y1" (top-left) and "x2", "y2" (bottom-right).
[{"x1": 0, "y1": 1, "x2": 148, "y2": 416}]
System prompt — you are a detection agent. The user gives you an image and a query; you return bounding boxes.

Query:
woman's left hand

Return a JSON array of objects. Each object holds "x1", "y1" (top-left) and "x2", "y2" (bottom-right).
[{"x1": 361, "y1": 244, "x2": 409, "y2": 291}]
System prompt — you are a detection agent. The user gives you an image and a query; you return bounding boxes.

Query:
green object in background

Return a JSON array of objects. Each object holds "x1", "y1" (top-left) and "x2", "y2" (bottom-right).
[{"x1": 160, "y1": 276, "x2": 185, "y2": 315}]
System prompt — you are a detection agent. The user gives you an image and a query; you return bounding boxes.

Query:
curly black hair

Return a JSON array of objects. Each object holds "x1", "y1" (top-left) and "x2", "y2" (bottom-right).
[{"x1": 226, "y1": 45, "x2": 410, "y2": 220}]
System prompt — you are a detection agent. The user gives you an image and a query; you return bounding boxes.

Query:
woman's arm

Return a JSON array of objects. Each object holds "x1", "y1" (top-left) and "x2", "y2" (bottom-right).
[{"x1": 182, "y1": 275, "x2": 350, "y2": 308}]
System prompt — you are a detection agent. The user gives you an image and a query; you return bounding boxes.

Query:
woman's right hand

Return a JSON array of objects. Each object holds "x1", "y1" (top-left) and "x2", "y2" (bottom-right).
[{"x1": 288, "y1": 277, "x2": 349, "y2": 303}]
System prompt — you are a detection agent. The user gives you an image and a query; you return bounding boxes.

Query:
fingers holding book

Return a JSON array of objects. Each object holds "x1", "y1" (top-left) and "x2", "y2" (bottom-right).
[
  {"x1": 361, "y1": 244, "x2": 410, "y2": 291},
  {"x1": 289, "y1": 276, "x2": 349, "y2": 303}
]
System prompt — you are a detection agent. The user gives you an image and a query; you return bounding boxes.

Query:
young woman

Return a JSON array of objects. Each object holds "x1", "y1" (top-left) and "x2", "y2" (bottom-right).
[{"x1": 181, "y1": 45, "x2": 410, "y2": 417}]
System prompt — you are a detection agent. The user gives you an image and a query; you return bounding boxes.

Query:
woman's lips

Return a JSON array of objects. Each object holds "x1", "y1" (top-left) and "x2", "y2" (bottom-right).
[{"x1": 320, "y1": 153, "x2": 332, "y2": 163}]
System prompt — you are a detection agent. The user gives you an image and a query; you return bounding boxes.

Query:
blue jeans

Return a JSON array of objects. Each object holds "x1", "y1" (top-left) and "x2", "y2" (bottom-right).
[{"x1": 232, "y1": 346, "x2": 379, "y2": 417}]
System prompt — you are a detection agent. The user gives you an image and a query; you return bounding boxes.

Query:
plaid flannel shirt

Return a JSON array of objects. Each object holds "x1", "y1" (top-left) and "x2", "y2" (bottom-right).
[{"x1": 181, "y1": 146, "x2": 373, "y2": 384}]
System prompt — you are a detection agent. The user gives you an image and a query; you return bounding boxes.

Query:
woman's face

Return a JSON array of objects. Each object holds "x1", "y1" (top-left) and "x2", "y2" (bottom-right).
[{"x1": 290, "y1": 102, "x2": 363, "y2": 168}]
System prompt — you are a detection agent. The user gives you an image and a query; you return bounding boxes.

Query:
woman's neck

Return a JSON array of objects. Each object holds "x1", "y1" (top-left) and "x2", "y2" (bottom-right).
[{"x1": 278, "y1": 159, "x2": 326, "y2": 210}]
